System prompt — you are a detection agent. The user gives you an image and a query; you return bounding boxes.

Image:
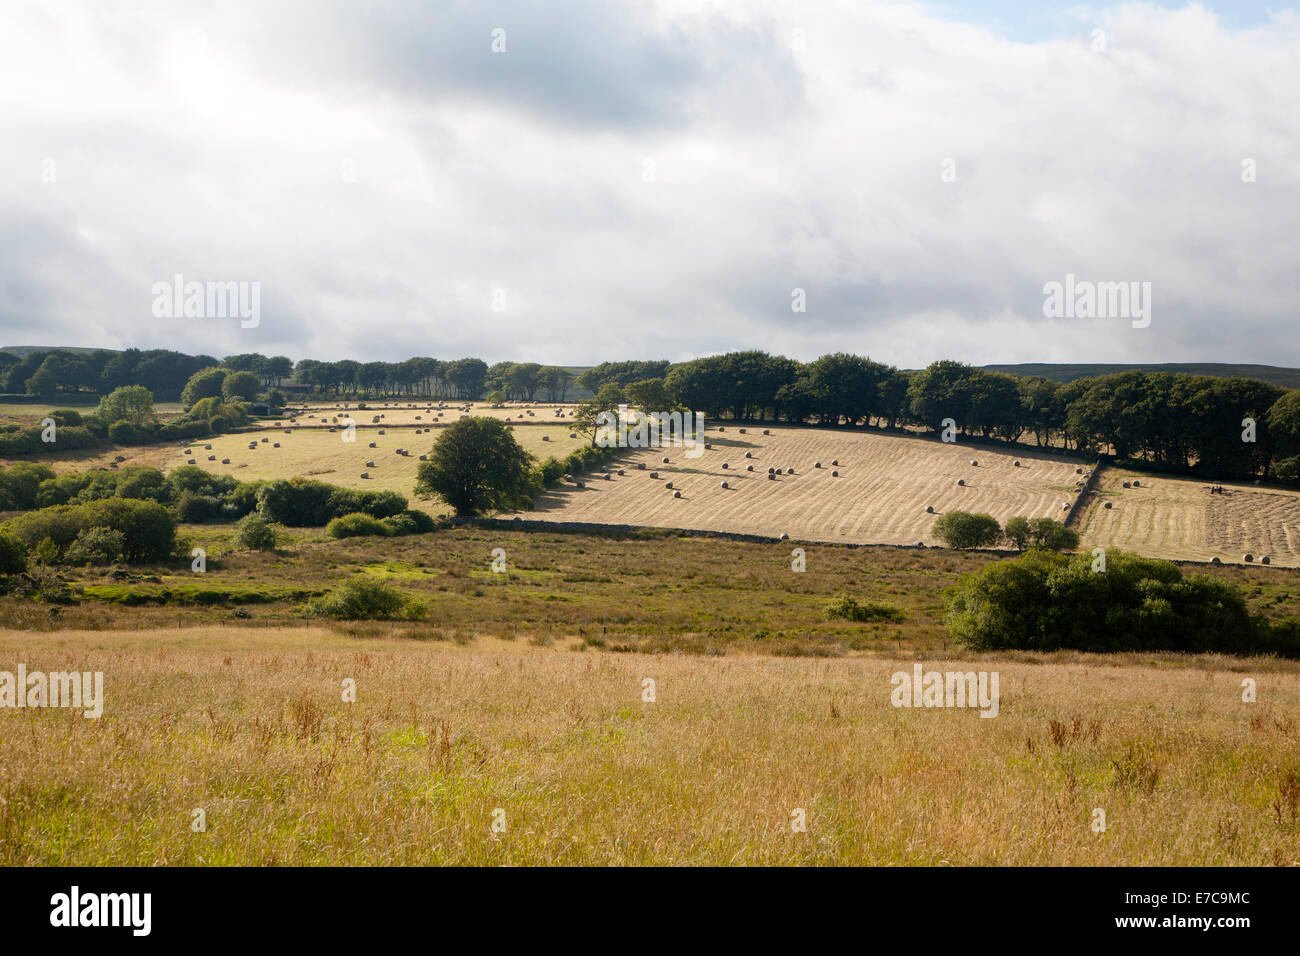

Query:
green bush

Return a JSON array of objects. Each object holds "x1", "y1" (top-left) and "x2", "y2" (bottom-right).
[
  {"x1": 3, "y1": 498, "x2": 175, "y2": 563},
  {"x1": 107, "y1": 420, "x2": 150, "y2": 445},
  {"x1": 63, "y1": 527, "x2": 127, "y2": 565},
  {"x1": 308, "y1": 578, "x2": 424, "y2": 620},
  {"x1": 48, "y1": 409, "x2": 84, "y2": 427},
  {"x1": 945, "y1": 549, "x2": 1294, "y2": 656},
  {"x1": 0, "y1": 531, "x2": 28, "y2": 574},
  {"x1": 233, "y1": 514, "x2": 277, "y2": 551},
  {"x1": 825, "y1": 593, "x2": 905, "y2": 623},
  {"x1": 931, "y1": 511, "x2": 1003, "y2": 549},
  {"x1": 256, "y1": 479, "x2": 408, "y2": 526},
  {"x1": 0, "y1": 462, "x2": 56, "y2": 509},
  {"x1": 175, "y1": 490, "x2": 224, "y2": 522},
  {"x1": 326, "y1": 512, "x2": 390, "y2": 539}
]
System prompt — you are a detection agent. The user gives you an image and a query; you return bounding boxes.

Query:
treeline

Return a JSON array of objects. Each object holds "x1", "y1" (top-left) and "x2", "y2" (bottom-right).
[{"x1": 576, "y1": 352, "x2": 1300, "y2": 482}]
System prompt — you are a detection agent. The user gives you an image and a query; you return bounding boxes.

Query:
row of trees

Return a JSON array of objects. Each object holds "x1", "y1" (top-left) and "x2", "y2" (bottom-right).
[{"x1": 575, "y1": 352, "x2": 1300, "y2": 482}]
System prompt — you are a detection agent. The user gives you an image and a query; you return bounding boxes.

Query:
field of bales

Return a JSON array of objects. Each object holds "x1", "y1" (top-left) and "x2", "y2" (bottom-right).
[
  {"x1": 1078, "y1": 468, "x2": 1300, "y2": 569},
  {"x1": 158, "y1": 413, "x2": 590, "y2": 509},
  {"x1": 2, "y1": 623, "x2": 1297, "y2": 866},
  {"x1": 514, "y1": 425, "x2": 1090, "y2": 546}
]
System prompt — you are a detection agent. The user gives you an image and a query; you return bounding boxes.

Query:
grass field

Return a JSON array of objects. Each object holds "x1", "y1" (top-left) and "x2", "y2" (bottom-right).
[
  {"x1": 1, "y1": 625, "x2": 1297, "y2": 865},
  {"x1": 1078, "y1": 468, "x2": 1300, "y2": 568},
  {"x1": 512, "y1": 426, "x2": 1090, "y2": 546}
]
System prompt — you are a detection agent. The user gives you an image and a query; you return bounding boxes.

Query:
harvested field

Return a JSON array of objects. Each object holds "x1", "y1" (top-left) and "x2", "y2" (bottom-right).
[
  {"x1": 511, "y1": 426, "x2": 1089, "y2": 546},
  {"x1": 159, "y1": 423, "x2": 588, "y2": 507},
  {"x1": 1078, "y1": 469, "x2": 1300, "y2": 568},
  {"x1": 251, "y1": 401, "x2": 579, "y2": 429}
]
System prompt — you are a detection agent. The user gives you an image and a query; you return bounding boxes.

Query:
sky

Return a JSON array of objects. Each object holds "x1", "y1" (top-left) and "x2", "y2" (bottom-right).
[{"x1": 1, "y1": 0, "x2": 1297, "y2": 369}]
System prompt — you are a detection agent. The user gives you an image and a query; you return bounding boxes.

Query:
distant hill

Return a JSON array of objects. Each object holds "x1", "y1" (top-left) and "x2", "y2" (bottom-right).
[
  {"x1": 982, "y1": 363, "x2": 1300, "y2": 390},
  {"x1": 0, "y1": 345, "x2": 117, "y2": 357}
]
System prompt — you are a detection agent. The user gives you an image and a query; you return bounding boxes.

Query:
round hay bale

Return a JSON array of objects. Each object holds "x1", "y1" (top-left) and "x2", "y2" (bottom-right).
[
  {"x1": 831, "y1": 459, "x2": 839, "y2": 467},
  {"x1": 1261, "y1": 556, "x2": 1271, "y2": 565},
  {"x1": 650, "y1": 471, "x2": 659, "y2": 479},
  {"x1": 673, "y1": 490, "x2": 681, "y2": 498},
  {"x1": 542, "y1": 435, "x2": 550, "y2": 441},
  {"x1": 419, "y1": 455, "x2": 427, "y2": 461},
  {"x1": 768, "y1": 472, "x2": 775, "y2": 480},
  {"x1": 832, "y1": 470, "x2": 839, "y2": 477},
  {"x1": 273, "y1": 443, "x2": 280, "y2": 448},
  {"x1": 1076, "y1": 468, "x2": 1083, "y2": 475},
  {"x1": 1062, "y1": 502, "x2": 1070, "y2": 510},
  {"x1": 704, "y1": 443, "x2": 712, "y2": 450},
  {"x1": 187, "y1": 458, "x2": 196, "y2": 465},
  {"x1": 665, "y1": 481, "x2": 674, "y2": 489},
  {"x1": 261, "y1": 437, "x2": 269, "y2": 443},
  {"x1": 1210, "y1": 556, "x2": 1221, "y2": 565},
  {"x1": 970, "y1": 460, "x2": 978, "y2": 466},
  {"x1": 957, "y1": 478, "x2": 965, "y2": 486},
  {"x1": 1243, "y1": 553, "x2": 1254, "y2": 563},
  {"x1": 1132, "y1": 479, "x2": 1141, "y2": 487},
  {"x1": 746, "y1": 465, "x2": 754, "y2": 472},
  {"x1": 221, "y1": 458, "x2": 230, "y2": 465},
  {"x1": 718, "y1": 427, "x2": 725, "y2": 432},
  {"x1": 577, "y1": 480, "x2": 585, "y2": 488},
  {"x1": 722, "y1": 462, "x2": 729, "y2": 469},
  {"x1": 637, "y1": 463, "x2": 646, "y2": 470},
  {"x1": 604, "y1": 473, "x2": 611, "y2": 480},
  {"x1": 720, "y1": 480, "x2": 729, "y2": 489},
  {"x1": 1122, "y1": 481, "x2": 1131, "y2": 488},
  {"x1": 366, "y1": 460, "x2": 376, "y2": 468},
  {"x1": 814, "y1": 461, "x2": 821, "y2": 469},
  {"x1": 378, "y1": 429, "x2": 385, "y2": 435},
  {"x1": 1103, "y1": 501, "x2": 1113, "y2": 509},
  {"x1": 925, "y1": 505, "x2": 934, "y2": 513},
  {"x1": 768, "y1": 467, "x2": 775, "y2": 474},
  {"x1": 369, "y1": 442, "x2": 377, "y2": 448},
  {"x1": 360, "y1": 472, "x2": 369, "y2": 479},
  {"x1": 204, "y1": 444, "x2": 212, "y2": 450},
  {"x1": 208, "y1": 455, "x2": 216, "y2": 461},
  {"x1": 1013, "y1": 460, "x2": 1020, "y2": 467},
  {"x1": 617, "y1": 469, "x2": 624, "y2": 476},
  {"x1": 745, "y1": 452, "x2": 753, "y2": 459},
  {"x1": 662, "y1": 456, "x2": 670, "y2": 464},
  {"x1": 786, "y1": 468, "x2": 794, "y2": 475},
  {"x1": 570, "y1": 433, "x2": 577, "y2": 439},
  {"x1": 183, "y1": 448, "x2": 191, "y2": 455},
  {"x1": 739, "y1": 428, "x2": 747, "y2": 434},
  {"x1": 778, "y1": 533, "x2": 789, "y2": 541},
  {"x1": 763, "y1": 429, "x2": 770, "y2": 435}
]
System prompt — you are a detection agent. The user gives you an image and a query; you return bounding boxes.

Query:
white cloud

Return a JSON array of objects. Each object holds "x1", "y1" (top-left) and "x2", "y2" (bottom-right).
[{"x1": 0, "y1": 0, "x2": 1296, "y2": 368}]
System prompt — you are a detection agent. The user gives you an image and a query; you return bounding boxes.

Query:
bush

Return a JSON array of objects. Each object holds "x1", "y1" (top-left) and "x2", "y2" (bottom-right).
[
  {"x1": 825, "y1": 593, "x2": 905, "y2": 623},
  {"x1": 1002, "y1": 516, "x2": 1077, "y2": 551},
  {"x1": 326, "y1": 512, "x2": 390, "y2": 539},
  {"x1": 175, "y1": 490, "x2": 224, "y2": 522},
  {"x1": 107, "y1": 420, "x2": 150, "y2": 445},
  {"x1": 257, "y1": 479, "x2": 408, "y2": 526},
  {"x1": 3, "y1": 498, "x2": 175, "y2": 563},
  {"x1": 538, "y1": 456, "x2": 565, "y2": 485},
  {"x1": 48, "y1": 409, "x2": 84, "y2": 427},
  {"x1": 64, "y1": 527, "x2": 127, "y2": 565},
  {"x1": 0, "y1": 531, "x2": 28, "y2": 574},
  {"x1": 944, "y1": 549, "x2": 1292, "y2": 655},
  {"x1": 931, "y1": 511, "x2": 1003, "y2": 549},
  {"x1": 308, "y1": 578, "x2": 424, "y2": 620},
  {"x1": 414, "y1": 417, "x2": 537, "y2": 516},
  {"x1": 387, "y1": 509, "x2": 436, "y2": 534},
  {"x1": 0, "y1": 462, "x2": 56, "y2": 510},
  {"x1": 233, "y1": 514, "x2": 277, "y2": 551}
]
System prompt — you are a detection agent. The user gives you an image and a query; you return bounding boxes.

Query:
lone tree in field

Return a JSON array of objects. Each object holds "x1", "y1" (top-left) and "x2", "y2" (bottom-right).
[
  {"x1": 414, "y1": 417, "x2": 536, "y2": 516},
  {"x1": 931, "y1": 510, "x2": 1002, "y2": 550}
]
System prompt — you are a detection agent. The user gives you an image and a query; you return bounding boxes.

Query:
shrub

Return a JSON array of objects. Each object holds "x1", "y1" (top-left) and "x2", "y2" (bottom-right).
[
  {"x1": 48, "y1": 409, "x2": 84, "y2": 427},
  {"x1": 233, "y1": 514, "x2": 277, "y2": 551},
  {"x1": 0, "y1": 462, "x2": 56, "y2": 509},
  {"x1": 175, "y1": 490, "x2": 224, "y2": 523},
  {"x1": 308, "y1": 578, "x2": 424, "y2": 620},
  {"x1": 107, "y1": 420, "x2": 150, "y2": 445},
  {"x1": 931, "y1": 511, "x2": 1003, "y2": 549},
  {"x1": 825, "y1": 593, "x2": 905, "y2": 623},
  {"x1": 538, "y1": 456, "x2": 565, "y2": 485},
  {"x1": 0, "y1": 531, "x2": 28, "y2": 574},
  {"x1": 222, "y1": 371, "x2": 261, "y2": 402},
  {"x1": 257, "y1": 479, "x2": 408, "y2": 526},
  {"x1": 3, "y1": 498, "x2": 175, "y2": 563},
  {"x1": 63, "y1": 527, "x2": 127, "y2": 565},
  {"x1": 326, "y1": 512, "x2": 390, "y2": 539},
  {"x1": 945, "y1": 549, "x2": 1289, "y2": 655},
  {"x1": 414, "y1": 417, "x2": 537, "y2": 516}
]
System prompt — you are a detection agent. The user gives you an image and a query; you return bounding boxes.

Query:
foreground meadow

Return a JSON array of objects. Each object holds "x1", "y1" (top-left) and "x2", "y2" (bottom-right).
[{"x1": 1, "y1": 627, "x2": 1297, "y2": 865}]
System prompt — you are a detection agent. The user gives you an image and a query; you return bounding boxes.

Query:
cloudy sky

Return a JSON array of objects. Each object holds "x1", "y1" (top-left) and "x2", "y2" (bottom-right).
[{"x1": 1, "y1": 1, "x2": 1297, "y2": 369}]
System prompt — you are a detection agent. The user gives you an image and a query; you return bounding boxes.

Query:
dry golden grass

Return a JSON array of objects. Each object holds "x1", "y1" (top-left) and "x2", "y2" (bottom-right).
[
  {"x1": 515, "y1": 426, "x2": 1088, "y2": 545},
  {"x1": 1079, "y1": 469, "x2": 1300, "y2": 568},
  {"x1": 1, "y1": 627, "x2": 1296, "y2": 865}
]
